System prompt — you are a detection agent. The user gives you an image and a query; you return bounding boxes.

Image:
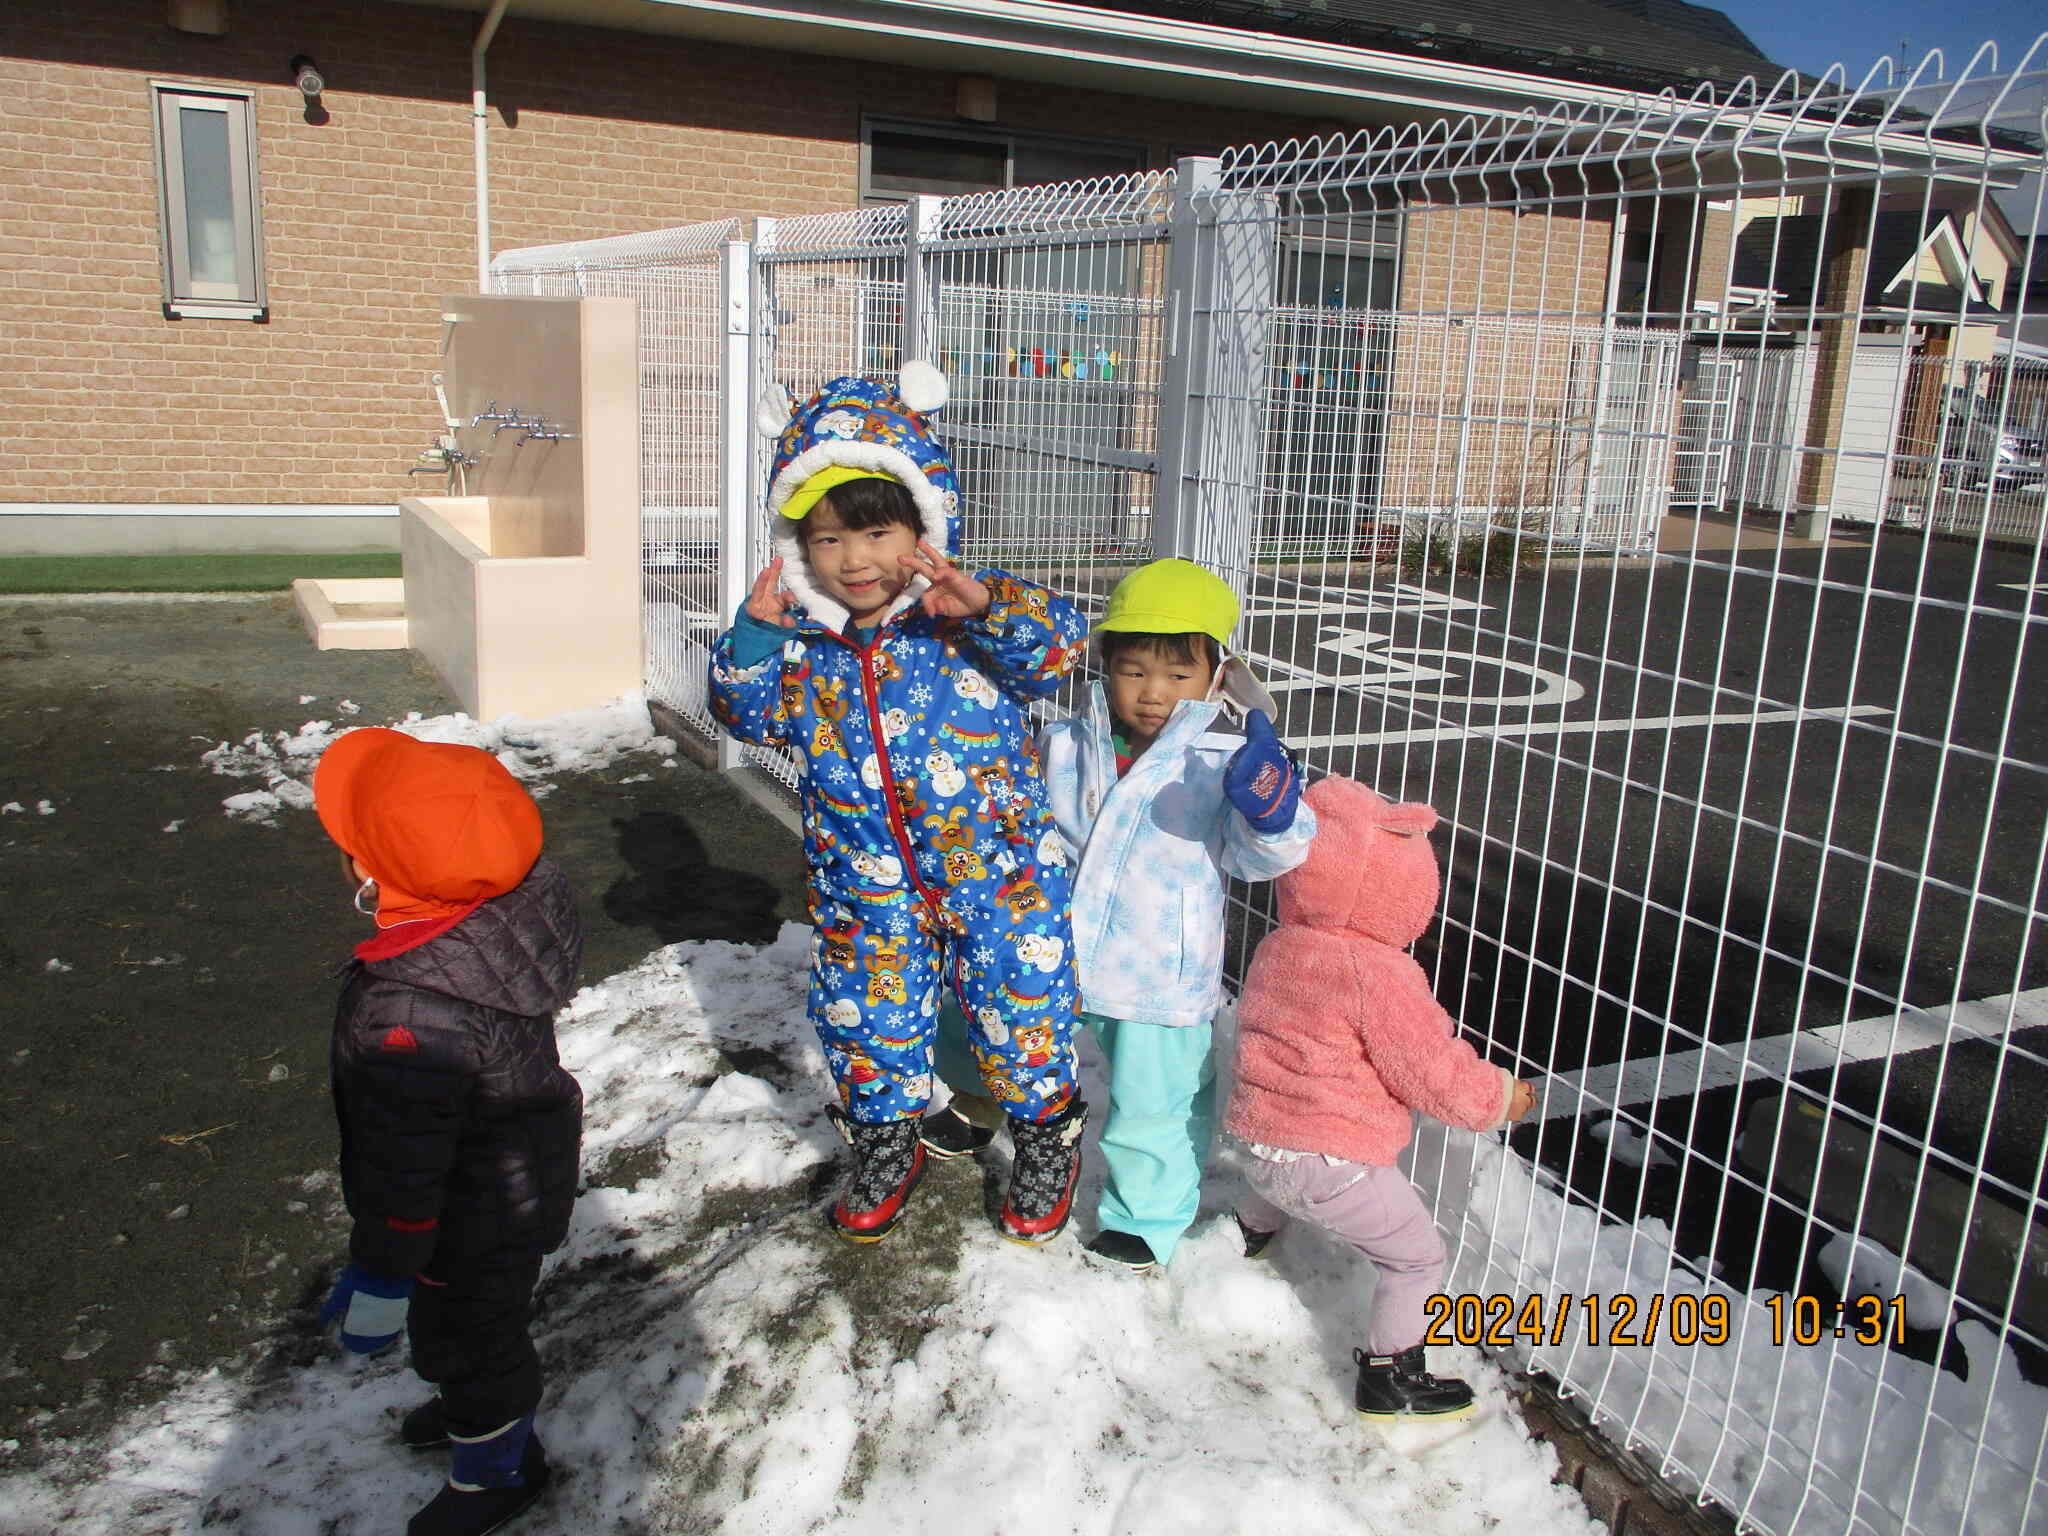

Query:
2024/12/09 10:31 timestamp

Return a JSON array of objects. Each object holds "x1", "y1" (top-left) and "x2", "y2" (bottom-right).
[{"x1": 1422, "y1": 1292, "x2": 1909, "y2": 1349}]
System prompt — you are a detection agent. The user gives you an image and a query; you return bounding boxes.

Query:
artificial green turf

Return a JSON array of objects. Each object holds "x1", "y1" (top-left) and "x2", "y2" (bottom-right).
[{"x1": 0, "y1": 553, "x2": 402, "y2": 595}]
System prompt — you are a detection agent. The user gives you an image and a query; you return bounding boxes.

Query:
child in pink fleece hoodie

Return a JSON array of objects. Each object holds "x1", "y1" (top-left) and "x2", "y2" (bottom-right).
[{"x1": 1223, "y1": 775, "x2": 1535, "y2": 1422}]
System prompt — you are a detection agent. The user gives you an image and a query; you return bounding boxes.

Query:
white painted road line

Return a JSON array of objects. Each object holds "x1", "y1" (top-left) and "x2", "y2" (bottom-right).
[
  {"x1": 1298, "y1": 704, "x2": 1892, "y2": 750},
  {"x1": 1537, "y1": 989, "x2": 2046, "y2": 1121}
]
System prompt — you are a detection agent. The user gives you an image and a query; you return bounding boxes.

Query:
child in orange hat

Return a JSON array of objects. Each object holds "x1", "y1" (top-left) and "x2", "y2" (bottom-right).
[{"x1": 312, "y1": 727, "x2": 583, "y2": 1536}]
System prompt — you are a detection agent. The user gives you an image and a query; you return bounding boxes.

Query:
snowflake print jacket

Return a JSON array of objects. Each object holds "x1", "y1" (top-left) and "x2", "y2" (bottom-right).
[
  {"x1": 1040, "y1": 682, "x2": 1318, "y2": 1028},
  {"x1": 707, "y1": 574, "x2": 1088, "y2": 916}
]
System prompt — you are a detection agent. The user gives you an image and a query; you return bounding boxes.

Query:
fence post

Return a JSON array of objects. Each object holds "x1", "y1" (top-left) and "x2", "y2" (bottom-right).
[
  {"x1": 1152, "y1": 156, "x2": 1273, "y2": 576},
  {"x1": 715, "y1": 236, "x2": 754, "y2": 771},
  {"x1": 902, "y1": 194, "x2": 943, "y2": 366}
]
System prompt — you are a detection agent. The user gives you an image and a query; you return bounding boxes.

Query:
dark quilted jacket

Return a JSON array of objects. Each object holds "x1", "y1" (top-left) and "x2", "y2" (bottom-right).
[{"x1": 330, "y1": 857, "x2": 584, "y2": 1278}]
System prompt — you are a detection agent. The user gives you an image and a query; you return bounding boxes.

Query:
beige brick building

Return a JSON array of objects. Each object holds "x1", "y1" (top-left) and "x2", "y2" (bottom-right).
[{"x1": 0, "y1": 0, "x2": 1785, "y2": 528}]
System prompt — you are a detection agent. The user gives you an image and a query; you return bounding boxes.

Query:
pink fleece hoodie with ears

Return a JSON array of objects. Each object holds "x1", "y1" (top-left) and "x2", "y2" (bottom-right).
[{"x1": 1224, "y1": 777, "x2": 1516, "y2": 1166}]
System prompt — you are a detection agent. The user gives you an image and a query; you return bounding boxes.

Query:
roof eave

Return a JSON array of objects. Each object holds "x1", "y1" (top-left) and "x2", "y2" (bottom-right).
[{"x1": 411, "y1": 0, "x2": 1744, "y2": 122}]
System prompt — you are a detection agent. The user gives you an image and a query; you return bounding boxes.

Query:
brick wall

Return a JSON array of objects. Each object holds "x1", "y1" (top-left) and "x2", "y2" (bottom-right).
[
  {"x1": 1379, "y1": 195, "x2": 1619, "y2": 513},
  {"x1": 0, "y1": 0, "x2": 1317, "y2": 506}
]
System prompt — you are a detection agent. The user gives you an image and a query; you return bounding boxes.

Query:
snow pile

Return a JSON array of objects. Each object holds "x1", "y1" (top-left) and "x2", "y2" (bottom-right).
[
  {"x1": 0, "y1": 929, "x2": 1595, "y2": 1536},
  {"x1": 201, "y1": 695, "x2": 673, "y2": 825},
  {"x1": 1433, "y1": 1130, "x2": 2048, "y2": 1535},
  {"x1": 1818, "y1": 1232, "x2": 1957, "y2": 1335},
  {"x1": 1586, "y1": 1114, "x2": 1674, "y2": 1170}
]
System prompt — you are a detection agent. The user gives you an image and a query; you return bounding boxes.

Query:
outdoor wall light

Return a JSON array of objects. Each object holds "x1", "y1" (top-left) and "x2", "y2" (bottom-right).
[{"x1": 290, "y1": 54, "x2": 325, "y2": 102}]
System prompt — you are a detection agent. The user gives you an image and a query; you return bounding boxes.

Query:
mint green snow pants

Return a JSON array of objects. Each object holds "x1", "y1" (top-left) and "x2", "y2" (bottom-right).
[{"x1": 934, "y1": 1000, "x2": 1215, "y2": 1263}]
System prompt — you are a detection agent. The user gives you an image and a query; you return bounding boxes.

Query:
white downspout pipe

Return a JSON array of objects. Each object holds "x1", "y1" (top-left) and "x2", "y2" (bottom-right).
[{"x1": 473, "y1": 0, "x2": 512, "y2": 292}]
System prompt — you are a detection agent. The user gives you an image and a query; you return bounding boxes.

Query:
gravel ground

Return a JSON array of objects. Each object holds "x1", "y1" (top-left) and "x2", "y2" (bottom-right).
[{"x1": 0, "y1": 594, "x2": 809, "y2": 1467}]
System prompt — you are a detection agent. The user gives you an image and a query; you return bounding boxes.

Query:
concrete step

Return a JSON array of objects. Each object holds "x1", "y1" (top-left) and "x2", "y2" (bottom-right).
[{"x1": 291, "y1": 576, "x2": 408, "y2": 650}]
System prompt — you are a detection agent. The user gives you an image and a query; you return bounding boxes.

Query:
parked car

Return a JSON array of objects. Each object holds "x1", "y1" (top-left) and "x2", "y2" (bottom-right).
[{"x1": 1937, "y1": 396, "x2": 2046, "y2": 491}]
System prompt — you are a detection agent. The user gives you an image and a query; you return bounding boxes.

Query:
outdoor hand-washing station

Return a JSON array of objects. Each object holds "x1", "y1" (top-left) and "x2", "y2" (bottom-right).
[{"x1": 293, "y1": 294, "x2": 642, "y2": 720}]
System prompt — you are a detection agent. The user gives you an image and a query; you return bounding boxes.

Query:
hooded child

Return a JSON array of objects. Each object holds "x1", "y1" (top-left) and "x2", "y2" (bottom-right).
[
  {"x1": 312, "y1": 727, "x2": 583, "y2": 1536},
  {"x1": 707, "y1": 365, "x2": 1093, "y2": 1247},
  {"x1": 922, "y1": 558, "x2": 1317, "y2": 1274},
  {"x1": 1224, "y1": 776, "x2": 1536, "y2": 1422}
]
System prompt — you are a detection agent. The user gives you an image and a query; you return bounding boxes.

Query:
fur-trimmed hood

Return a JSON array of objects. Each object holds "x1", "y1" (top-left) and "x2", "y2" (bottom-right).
[{"x1": 763, "y1": 367, "x2": 961, "y2": 632}]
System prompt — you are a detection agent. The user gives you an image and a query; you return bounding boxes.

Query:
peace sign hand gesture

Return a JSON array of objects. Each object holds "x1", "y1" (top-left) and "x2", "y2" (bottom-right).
[
  {"x1": 898, "y1": 540, "x2": 991, "y2": 619},
  {"x1": 745, "y1": 559, "x2": 799, "y2": 628}
]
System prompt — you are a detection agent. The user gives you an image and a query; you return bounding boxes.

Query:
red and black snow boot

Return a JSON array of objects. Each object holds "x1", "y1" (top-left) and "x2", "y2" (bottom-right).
[
  {"x1": 827, "y1": 1107, "x2": 928, "y2": 1243},
  {"x1": 998, "y1": 1097, "x2": 1087, "y2": 1245}
]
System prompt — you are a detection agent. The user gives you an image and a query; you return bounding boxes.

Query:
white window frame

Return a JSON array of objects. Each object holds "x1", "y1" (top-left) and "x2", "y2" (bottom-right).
[{"x1": 150, "y1": 80, "x2": 267, "y2": 321}]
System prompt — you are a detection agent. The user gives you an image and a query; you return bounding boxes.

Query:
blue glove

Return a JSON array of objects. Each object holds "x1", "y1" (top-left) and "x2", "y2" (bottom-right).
[
  {"x1": 1223, "y1": 710, "x2": 1301, "y2": 834},
  {"x1": 319, "y1": 1263, "x2": 414, "y2": 1355}
]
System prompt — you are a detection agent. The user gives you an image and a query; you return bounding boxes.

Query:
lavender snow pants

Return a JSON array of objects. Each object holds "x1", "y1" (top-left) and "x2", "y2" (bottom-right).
[{"x1": 1238, "y1": 1158, "x2": 1447, "y2": 1355}]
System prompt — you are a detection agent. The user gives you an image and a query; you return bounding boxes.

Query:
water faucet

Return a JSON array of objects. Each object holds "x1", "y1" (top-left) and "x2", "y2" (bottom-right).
[
  {"x1": 469, "y1": 401, "x2": 518, "y2": 428},
  {"x1": 408, "y1": 443, "x2": 478, "y2": 474}
]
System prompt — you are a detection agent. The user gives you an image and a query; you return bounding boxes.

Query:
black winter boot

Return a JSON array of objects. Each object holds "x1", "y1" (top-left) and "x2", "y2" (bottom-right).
[
  {"x1": 918, "y1": 1099, "x2": 999, "y2": 1159},
  {"x1": 400, "y1": 1398, "x2": 451, "y2": 1450},
  {"x1": 408, "y1": 1416, "x2": 551, "y2": 1536},
  {"x1": 1233, "y1": 1211, "x2": 1279, "y2": 1261},
  {"x1": 827, "y1": 1107, "x2": 928, "y2": 1242},
  {"x1": 998, "y1": 1097, "x2": 1087, "y2": 1244},
  {"x1": 1352, "y1": 1345, "x2": 1476, "y2": 1422},
  {"x1": 1083, "y1": 1229, "x2": 1157, "y2": 1273}
]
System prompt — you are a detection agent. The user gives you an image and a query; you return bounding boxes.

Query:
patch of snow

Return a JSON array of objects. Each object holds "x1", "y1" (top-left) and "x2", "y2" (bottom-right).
[
  {"x1": 0, "y1": 930, "x2": 1596, "y2": 1536},
  {"x1": 201, "y1": 695, "x2": 673, "y2": 825},
  {"x1": 1430, "y1": 1121, "x2": 2048, "y2": 1536},
  {"x1": 1587, "y1": 1114, "x2": 1674, "y2": 1169},
  {"x1": 1819, "y1": 1232, "x2": 1955, "y2": 1333}
]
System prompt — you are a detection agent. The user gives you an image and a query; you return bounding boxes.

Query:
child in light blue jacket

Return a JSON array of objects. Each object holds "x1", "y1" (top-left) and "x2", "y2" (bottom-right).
[{"x1": 921, "y1": 558, "x2": 1317, "y2": 1271}]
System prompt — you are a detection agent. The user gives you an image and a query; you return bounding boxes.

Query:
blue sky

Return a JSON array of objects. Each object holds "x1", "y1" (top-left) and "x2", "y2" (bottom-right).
[{"x1": 1719, "y1": 1, "x2": 2044, "y2": 81}]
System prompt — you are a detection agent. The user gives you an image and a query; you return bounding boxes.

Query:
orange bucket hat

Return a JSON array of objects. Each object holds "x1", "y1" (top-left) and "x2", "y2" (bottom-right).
[{"x1": 313, "y1": 727, "x2": 543, "y2": 927}]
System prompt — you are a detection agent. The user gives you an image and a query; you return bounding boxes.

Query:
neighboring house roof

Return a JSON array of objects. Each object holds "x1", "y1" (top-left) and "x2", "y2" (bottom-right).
[
  {"x1": 1084, "y1": 0, "x2": 1781, "y2": 92},
  {"x1": 1578, "y1": 0, "x2": 1764, "y2": 57},
  {"x1": 1731, "y1": 211, "x2": 2011, "y2": 318}
]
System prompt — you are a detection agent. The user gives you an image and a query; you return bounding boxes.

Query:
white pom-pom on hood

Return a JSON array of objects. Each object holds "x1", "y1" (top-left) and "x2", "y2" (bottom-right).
[{"x1": 896, "y1": 359, "x2": 949, "y2": 414}]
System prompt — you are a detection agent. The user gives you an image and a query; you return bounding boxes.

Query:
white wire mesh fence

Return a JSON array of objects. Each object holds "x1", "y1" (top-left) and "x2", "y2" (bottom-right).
[{"x1": 489, "y1": 42, "x2": 2048, "y2": 1536}]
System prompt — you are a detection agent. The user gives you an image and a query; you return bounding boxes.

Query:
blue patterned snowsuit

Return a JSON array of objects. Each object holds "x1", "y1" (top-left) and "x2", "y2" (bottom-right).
[
  {"x1": 710, "y1": 582, "x2": 1088, "y2": 1123},
  {"x1": 711, "y1": 373, "x2": 1090, "y2": 1125}
]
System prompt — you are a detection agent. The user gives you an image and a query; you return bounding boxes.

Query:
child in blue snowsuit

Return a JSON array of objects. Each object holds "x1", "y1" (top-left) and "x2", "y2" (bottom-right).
[
  {"x1": 707, "y1": 365, "x2": 1093, "y2": 1246},
  {"x1": 923, "y1": 558, "x2": 1316, "y2": 1272}
]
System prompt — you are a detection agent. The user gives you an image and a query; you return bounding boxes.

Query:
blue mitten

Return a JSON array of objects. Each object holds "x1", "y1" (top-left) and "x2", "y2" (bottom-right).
[
  {"x1": 1223, "y1": 710, "x2": 1301, "y2": 833},
  {"x1": 319, "y1": 1263, "x2": 414, "y2": 1355}
]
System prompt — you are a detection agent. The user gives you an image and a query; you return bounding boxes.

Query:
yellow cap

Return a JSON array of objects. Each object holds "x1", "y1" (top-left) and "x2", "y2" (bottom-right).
[
  {"x1": 1095, "y1": 558, "x2": 1239, "y2": 646},
  {"x1": 779, "y1": 465, "x2": 896, "y2": 521}
]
